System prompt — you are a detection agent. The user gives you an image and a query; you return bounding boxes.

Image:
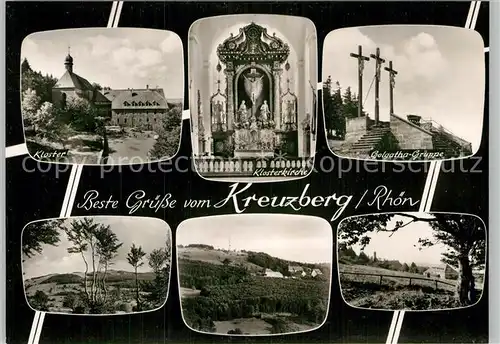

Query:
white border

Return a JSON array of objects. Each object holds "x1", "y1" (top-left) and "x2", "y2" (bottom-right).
[
  {"x1": 20, "y1": 215, "x2": 173, "y2": 317},
  {"x1": 175, "y1": 213, "x2": 333, "y2": 337},
  {"x1": 321, "y1": 24, "x2": 486, "y2": 164},
  {"x1": 335, "y1": 211, "x2": 488, "y2": 313},
  {"x1": 18, "y1": 27, "x2": 185, "y2": 167},
  {"x1": 187, "y1": 14, "x2": 319, "y2": 184}
]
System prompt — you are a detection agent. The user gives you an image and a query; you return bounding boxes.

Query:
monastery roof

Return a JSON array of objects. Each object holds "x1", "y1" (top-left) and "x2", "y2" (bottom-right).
[
  {"x1": 105, "y1": 89, "x2": 168, "y2": 110},
  {"x1": 54, "y1": 70, "x2": 95, "y2": 91}
]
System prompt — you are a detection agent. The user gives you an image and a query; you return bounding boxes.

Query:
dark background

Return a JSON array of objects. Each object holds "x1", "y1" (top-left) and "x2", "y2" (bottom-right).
[{"x1": 5, "y1": 2, "x2": 488, "y2": 343}]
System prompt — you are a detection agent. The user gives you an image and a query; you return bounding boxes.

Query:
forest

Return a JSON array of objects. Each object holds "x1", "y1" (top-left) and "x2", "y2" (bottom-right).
[
  {"x1": 23, "y1": 217, "x2": 171, "y2": 314},
  {"x1": 179, "y1": 257, "x2": 329, "y2": 334},
  {"x1": 322, "y1": 75, "x2": 366, "y2": 140}
]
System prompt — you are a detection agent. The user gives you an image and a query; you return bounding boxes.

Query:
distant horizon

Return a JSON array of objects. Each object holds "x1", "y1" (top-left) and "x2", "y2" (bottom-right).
[
  {"x1": 22, "y1": 217, "x2": 170, "y2": 280},
  {"x1": 179, "y1": 244, "x2": 330, "y2": 265},
  {"x1": 25, "y1": 267, "x2": 154, "y2": 281},
  {"x1": 343, "y1": 214, "x2": 451, "y2": 266},
  {"x1": 176, "y1": 215, "x2": 333, "y2": 265}
]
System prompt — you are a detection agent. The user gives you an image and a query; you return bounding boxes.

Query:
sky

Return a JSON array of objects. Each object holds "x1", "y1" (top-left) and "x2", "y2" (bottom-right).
[
  {"x1": 23, "y1": 217, "x2": 171, "y2": 280},
  {"x1": 323, "y1": 25, "x2": 485, "y2": 152},
  {"x1": 345, "y1": 213, "x2": 450, "y2": 267},
  {"x1": 22, "y1": 28, "x2": 184, "y2": 99},
  {"x1": 177, "y1": 214, "x2": 332, "y2": 264}
]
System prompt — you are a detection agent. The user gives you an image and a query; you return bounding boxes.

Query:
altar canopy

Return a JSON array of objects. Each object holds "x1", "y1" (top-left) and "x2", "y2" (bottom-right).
[{"x1": 190, "y1": 19, "x2": 317, "y2": 161}]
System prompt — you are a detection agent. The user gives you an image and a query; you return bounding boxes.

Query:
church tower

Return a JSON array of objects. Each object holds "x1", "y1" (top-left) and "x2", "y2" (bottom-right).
[{"x1": 64, "y1": 50, "x2": 73, "y2": 73}]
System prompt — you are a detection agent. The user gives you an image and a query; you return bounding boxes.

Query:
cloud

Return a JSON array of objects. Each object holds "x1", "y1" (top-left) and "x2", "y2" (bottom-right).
[
  {"x1": 86, "y1": 35, "x2": 132, "y2": 57},
  {"x1": 160, "y1": 34, "x2": 181, "y2": 54}
]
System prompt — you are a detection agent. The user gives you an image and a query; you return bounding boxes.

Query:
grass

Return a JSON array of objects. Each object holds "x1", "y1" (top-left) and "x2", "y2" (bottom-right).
[{"x1": 339, "y1": 264, "x2": 483, "y2": 310}]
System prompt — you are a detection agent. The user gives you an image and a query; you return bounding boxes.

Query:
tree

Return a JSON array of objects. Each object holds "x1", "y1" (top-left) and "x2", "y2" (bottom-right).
[
  {"x1": 30, "y1": 290, "x2": 49, "y2": 311},
  {"x1": 149, "y1": 105, "x2": 182, "y2": 160},
  {"x1": 143, "y1": 243, "x2": 171, "y2": 309},
  {"x1": 64, "y1": 217, "x2": 123, "y2": 313},
  {"x1": 409, "y1": 262, "x2": 418, "y2": 273},
  {"x1": 357, "y1": 251, "x2": 370, "y2": 264},
  {"x1": 21, "y1": 59, "x2": 57, "y2": 103},
  {"x1": 402, "y1": 263, "x2": 410, "y2": 272},
  {"x1": 127, "y1": 244, "x2": 146, "y2": 310},
  {"x1": 22, "y1": 219, "x2": 63, "y2": 258},
  {"x1": 21, "y1": 88, "x2": 41, "y2": 128},
  {"x1": 338, "y1": 213, "x2": 486, "y2": 306},
  {"x1": 94, "y1": 225, "x2": 123, "y2": 303}
]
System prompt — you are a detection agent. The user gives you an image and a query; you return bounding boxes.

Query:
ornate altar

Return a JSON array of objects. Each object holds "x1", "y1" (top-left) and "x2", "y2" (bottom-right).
[{"x1": 209, "y1": 22, "x2": 298, "y2": 158}]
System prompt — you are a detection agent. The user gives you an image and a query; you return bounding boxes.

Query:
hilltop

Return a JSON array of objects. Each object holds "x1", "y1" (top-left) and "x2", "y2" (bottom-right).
[{"x1": 178, "y1": 244, "x2": 330, "y2": 277}]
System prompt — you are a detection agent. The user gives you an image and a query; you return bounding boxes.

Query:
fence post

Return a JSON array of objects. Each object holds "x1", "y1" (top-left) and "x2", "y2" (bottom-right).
[
  {"x1": 435, "y1": 280, "x2": 438, "y2": 290},
  {"x1": 379, "y1": 275, "x2": 383, "y2": 285},
  {"x1": 409, "y1": 278, "x2": 411, "y2": 286}
]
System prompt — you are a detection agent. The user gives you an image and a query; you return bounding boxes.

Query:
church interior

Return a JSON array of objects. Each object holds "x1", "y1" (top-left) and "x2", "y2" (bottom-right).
[{"x1": 189, "y1": 15, "x2": 317, "y2": 177}]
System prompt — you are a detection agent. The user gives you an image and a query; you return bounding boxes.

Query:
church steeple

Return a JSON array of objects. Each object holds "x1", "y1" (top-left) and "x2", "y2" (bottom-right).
[{"x1": 64, "y1": 45, "x2": 73, "y2": 73}]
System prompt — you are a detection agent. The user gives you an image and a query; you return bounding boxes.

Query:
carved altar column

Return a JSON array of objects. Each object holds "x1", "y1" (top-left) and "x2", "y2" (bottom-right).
[
  {"x1": 224, "y1": 62, "x2": 235, "y2": 130},
  {"x1": 202, "y1": 59, "x2": 212, "y2": 155},
  {"x1": 297, "y1": 60, "x2": 305, "y2": 157},
  {"x1": 272, "y1": 62, "x2": 282, "y2": 130}
]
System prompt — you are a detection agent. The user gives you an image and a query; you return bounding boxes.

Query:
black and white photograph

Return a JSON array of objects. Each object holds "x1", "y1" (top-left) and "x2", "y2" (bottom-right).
[
  {"x1": 189, "y1": 15, "x2": 318, "y2": 181},
  {"x1": 21, "y1": 216, "x2": 172, "y2": 315},
  {"x1": 177, "y1": 214, "x2": 331, "y2": 335},
  {"x1": 323, "y1": 25, "x2": 485, "y2": 161},
  {"x1": 337, "y1": 212, "x2": 486, "y2": 311},
  {"x1": 21, "y1": 28, "x2": 183, "y2": 165}
]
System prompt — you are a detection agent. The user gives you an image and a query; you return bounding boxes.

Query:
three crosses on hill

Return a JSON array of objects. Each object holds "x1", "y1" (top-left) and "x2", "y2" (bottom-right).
[{"x1": 349, "y1": 45, "x2": 398, "y2": 126}]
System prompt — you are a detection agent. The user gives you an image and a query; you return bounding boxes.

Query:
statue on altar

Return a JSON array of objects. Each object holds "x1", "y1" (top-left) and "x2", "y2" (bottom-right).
[
  {"x1": 260, "y1": 100, "x2": 271, "y2": 121},
  {"x1": 238, "y1": 100, "x2": 248, "y2": 122}
]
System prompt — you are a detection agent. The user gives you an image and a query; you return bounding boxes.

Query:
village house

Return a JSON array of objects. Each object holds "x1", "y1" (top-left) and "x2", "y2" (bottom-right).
[
  {"x1": 288, "y1": 265, "x2": 304, "y2": 274},
  {"x1": 311, "y1": 268, "x2": 323, "y2": 278},
  {"x1": 422, "y1": 264, "x2": 459, "y2": 280}
]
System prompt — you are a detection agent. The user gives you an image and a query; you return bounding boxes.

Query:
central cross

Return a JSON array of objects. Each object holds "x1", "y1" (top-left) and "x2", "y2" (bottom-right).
[{"x1": 370, "y1": 47, "x2": 386, "y2": 126}]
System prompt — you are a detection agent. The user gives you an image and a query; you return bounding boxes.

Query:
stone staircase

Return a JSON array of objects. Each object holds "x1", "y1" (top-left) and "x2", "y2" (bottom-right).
[
  {"x1": 431, "y1": 130, "x2": 468, "y2": 158},
  {"x1": 349, "y1": 126, "x2": 391, "y2": 153}
]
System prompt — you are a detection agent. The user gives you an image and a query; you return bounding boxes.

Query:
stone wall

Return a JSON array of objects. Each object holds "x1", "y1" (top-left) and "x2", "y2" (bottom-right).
[
  {"x1": 344, "y1": 117, "x2": 367, "y2": 145},
  {"x1": 390, "y1": 114, "x2": 433, "y2": 150},
  {"x1": 112, "y1": 109, "x2": 167, "y2": 131}
]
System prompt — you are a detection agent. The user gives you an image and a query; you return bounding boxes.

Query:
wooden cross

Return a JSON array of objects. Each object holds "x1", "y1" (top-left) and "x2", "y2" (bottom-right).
[
  {"x1": 370, "y1": 47, "x2": 386, "y2": 125},
  {"x1": 350, "y1": 45, "x2": 370, "y2": 118},
  {"x1": 384, "y1": 61, "x2": 398, "y2": 115}
]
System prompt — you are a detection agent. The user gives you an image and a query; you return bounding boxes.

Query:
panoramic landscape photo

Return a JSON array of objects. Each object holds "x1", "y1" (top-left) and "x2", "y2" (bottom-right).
[
  {"x1": 177, "y1": 214, "x2": 332, "y2": 335},
  {"x1": 21, "y1": 28, "x2": 183, "y2": 165},
  {"x1": 337, "y1": 212, "x2": 486, "y2": 311},
  {"x1": 22, "y1": 216, "x2": 172, "y2": 315}
]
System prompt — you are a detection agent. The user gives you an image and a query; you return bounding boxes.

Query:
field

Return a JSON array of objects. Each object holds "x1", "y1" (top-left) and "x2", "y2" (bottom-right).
[
  {"x1": 25, "y1": 270, "x2": 160, "y2": 314},
  {"x1": 178, "y1": 247, "x2": 330, "y2": 335},
  {"x1": 339, "y1": 264, "x2": 482, "y2": 310},
  {"x1": 177, "y1": 247, "x2": 263, "y2": 272}
]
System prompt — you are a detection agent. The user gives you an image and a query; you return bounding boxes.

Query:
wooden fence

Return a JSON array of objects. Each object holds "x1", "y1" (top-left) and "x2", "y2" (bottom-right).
[{"x1": 340, "y1": 271, "x2": 456, "y2": 290}]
